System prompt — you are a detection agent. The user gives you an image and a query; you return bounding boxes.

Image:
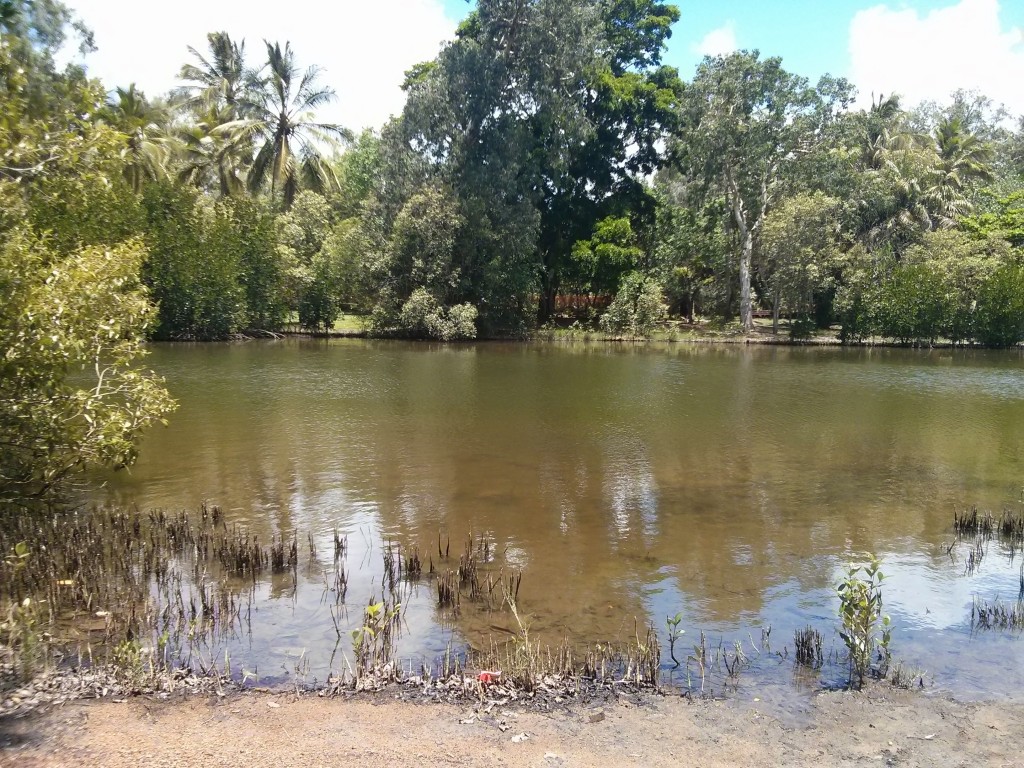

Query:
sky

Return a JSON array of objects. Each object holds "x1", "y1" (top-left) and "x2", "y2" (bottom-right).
[{"x1": 60, "y1": 0, "x2": 1024, "y2": 132}]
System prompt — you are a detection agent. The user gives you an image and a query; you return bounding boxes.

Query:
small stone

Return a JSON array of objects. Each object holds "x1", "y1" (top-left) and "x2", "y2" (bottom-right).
[{"x1": 588, "y1": 710, "x2": 605, "y2": 723}]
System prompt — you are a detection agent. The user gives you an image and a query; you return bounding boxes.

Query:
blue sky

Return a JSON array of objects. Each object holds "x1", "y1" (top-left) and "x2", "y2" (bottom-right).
[
  {"x1": 435, "y1": 0, "x2": 878, "y2": 79},
  {"x1": 440, "y1": 0, "x2": 1024, "y2": 96},
  {"x1": 63, "y1": 0, "x2": 1024, "y2": 131},
  {"x1": 667, "y1": 0, "x2": 886, "y2": 79},
  {"x1": 668, "y1": 0, "x2": 1021, "y2": 84}
]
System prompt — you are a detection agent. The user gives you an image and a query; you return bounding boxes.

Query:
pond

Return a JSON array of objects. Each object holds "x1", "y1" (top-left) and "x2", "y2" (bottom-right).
[{"x1": 89, "y1": 340, "x2": 1024, "y2": 702}]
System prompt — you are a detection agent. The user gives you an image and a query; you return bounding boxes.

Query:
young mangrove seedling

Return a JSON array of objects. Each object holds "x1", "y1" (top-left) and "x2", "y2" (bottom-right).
[
  {"x1": 837, "y1": 553, "x2": 891, "y2": 688},
  {"x1": 666, "y1": 612, "x2": 684, "y2": 668}
]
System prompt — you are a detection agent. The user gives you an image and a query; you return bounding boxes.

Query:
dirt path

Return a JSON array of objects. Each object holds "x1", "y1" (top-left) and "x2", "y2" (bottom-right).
[{"x1": 1, "y1": 686, "x2": 1020, "y2": 768}]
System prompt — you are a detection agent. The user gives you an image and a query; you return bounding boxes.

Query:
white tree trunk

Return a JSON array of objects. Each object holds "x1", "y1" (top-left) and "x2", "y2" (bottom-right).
[
  {"x1": 739, "y1": 229, "x2": 754, "y2": 332},
  {"x1": 727, "y1": 170, "x2": 756, "y2": 333}
]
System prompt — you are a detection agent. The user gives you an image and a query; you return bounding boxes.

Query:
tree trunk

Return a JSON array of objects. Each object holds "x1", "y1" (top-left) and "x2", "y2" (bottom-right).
[
  {"x1": 738, "y1": 225, "x2": 754, "y2": 332},
  {"x1": 772, "y1": 291, "x2": 781, "y2": 335},
  {"x1": 727, "y1": 171, "x2": 755, "y2": 333},
  {"x1": 537, "y1": 266, "x2": 558, "y2": 325}
]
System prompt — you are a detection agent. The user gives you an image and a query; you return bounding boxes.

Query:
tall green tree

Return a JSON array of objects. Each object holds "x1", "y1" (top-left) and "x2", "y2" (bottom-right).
[
  {"x1": 224, "y1": 196, "x2": 284, "y2": 331},
  {"x1": 369, "y1": 186, "x2": 478, "y2": 340},
  {"x1": 103, "y1": 84, "x2": 176, "y2": 193},
  {"x1": 141, "y1": 181, "x2": 245, "y2": 339},
  {"x1": 242, "y1": 41, "x2": 351, "y2": 208},
  {"x1": 1, "y1": 10, "x2": 175, "y2": 501},
  {"x1": 673, "y1": 51, "x2": 851, "y2": 330},
  {"x1": 533, "y1": 0, "x2": 682, "y2": 321},
  {"x1": 650, "y1": 175, "x2": 730, "y2": 320},
  {"x1": 330, "y1": 129, "x2": 382, "y2": 218},
  {"x1": 0, "y1": 0, "x2": 94, "y2": 121},
  {"x1": 927, "y1": 115, "x2": 994, "y2": 226},
  {"x1": 395, "y1": 0, "x2": 682, "y2": 333},
  {"x1": 175, "y1": 31, "x2": 252, "y2": 119},
  {"x1": 759, "y1": 191, "x2": 841, "y2": 334},
  {"x1": 275, "y1": 189, "x2": 332, "y2": 312}
]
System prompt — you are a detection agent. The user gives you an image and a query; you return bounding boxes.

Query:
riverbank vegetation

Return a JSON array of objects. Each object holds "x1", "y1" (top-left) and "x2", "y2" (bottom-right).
[
  {"x1": 3, "y1": 0, "x2": 1024, "y2": 346},
  {"x1": 2, "y1": 5, "x2": 1023, "y2": 498},
  {"x1": 20, "y1": 496, "x2": 1024, "y2": 710},
  {"x1": 0, "y1": 503, "x2": 929, "y2": 710}
]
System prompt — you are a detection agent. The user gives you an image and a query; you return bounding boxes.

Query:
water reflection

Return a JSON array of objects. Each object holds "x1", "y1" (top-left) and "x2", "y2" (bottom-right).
[{"x1": 90, "y1": 340, "x2": 1024, "y2": 698}]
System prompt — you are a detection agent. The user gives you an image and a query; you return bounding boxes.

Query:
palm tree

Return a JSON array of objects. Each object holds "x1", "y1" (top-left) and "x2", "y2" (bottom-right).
[
  {"x1": 173, "y1": 32, "x2": 261, "y2": 197},
  {"x1": 240, "y1": 41, "x2": 351, "y2": 208},
  {"x1": 175, "y1": 31, "x2": 254, "y2": 119},
  {"x1": 176, "y1": 105, "x2": 251, "y2": 197},
  {"x1": 854, "y1": 94, "x2": 940, "y2": 252},
  {"x1": 926, "y1": 116, "x2": 994, "y2": 226},
  {"x1": 106, "y1": 83, "x2": 175, "y2": 192},
  {"x1": 861, "y1": 93, "x2": 905, "y2": 171},
  {"x1": 862, "y1": 160, "x2": 933, "y2": 250}
]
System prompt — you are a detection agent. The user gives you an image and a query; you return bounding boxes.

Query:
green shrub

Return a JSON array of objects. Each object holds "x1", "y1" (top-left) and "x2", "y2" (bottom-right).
[
  {"x1": 397, "y1": 288, "x2": 477, "y2": 341},
  {"x1": 872, "y1": 262, "x2": 947, "y2": 344},
  {"x1": 837, "y1": 554, "x2": 891, "y2": 688},
  {"x1": 789, "y1": 314, "x2": 817, "y2": 340},
  {"x1": 298, "y1": 251, "x2": 341, "y2": 333},
  {"x1": 600, "y1": 272, "x2": 668, "y2": 338},
  {"x1": 974, "y1": 263, "x2": 1024, "y2": 347}
]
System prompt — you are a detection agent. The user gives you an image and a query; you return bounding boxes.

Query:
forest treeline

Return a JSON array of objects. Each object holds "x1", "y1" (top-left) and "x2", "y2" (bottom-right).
[
  {"x1": 4, "y1": 1, "x2": 1024, "y2": 344},
  {"x1": 2, "y1": 1, "x2": 1024, "y2": 496}
]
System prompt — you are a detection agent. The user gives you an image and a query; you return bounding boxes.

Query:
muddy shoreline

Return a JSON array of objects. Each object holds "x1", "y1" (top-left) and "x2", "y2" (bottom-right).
[{"x1": 2, "y1": 682, "x2": 1020, "y2": 767}]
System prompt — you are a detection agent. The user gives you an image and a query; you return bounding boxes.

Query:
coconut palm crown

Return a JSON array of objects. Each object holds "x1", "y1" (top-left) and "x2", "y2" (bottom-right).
[{"x1": 240, "y1": 41, "x2": 352, "y2": 209}]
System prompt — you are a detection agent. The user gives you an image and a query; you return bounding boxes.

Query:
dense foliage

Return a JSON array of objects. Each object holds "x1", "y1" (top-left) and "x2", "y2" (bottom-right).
[
  {"x1": 7, "y1": 0, "x2": 1021, "y2": 346},
  {"x1": 2, "y1": 0, "x2": 1024, "y2": 500},
  {"x1": 1, "y1": 4, "x2": 175, "y2": 501}
]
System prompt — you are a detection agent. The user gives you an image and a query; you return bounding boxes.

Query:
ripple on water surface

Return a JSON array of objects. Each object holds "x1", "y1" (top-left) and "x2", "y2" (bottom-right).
[{"x1": 79, "y1": 341, "x2": 1024, "y2": 705}]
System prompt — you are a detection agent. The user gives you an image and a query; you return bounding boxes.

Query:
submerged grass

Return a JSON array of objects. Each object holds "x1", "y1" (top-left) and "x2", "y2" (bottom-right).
[
  {"x1": 794, "y1": 626, "x2": 824, "y2": 669},
  {"x1": 971, "y1": 597, "x2": 1024, "y2": 631},
  {"x1": 953, "y1": 507, "x2": 1024, "y2": 544},
  {"x1": 0, "y1": 505, "x2": 939, "y2": 706}
]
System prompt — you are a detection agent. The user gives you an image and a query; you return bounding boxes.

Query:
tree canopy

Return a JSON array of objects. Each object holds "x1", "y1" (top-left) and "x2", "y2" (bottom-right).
[
  {"x1": 1, "y1": 2, "x2": 1020, "y2": 347},
  {"x1": 4, "y1": 0, "x2": 1024, "y2": 500}
]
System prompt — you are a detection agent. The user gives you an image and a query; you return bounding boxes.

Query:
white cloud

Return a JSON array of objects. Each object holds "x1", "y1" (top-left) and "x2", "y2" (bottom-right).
[
  {"x1": 849, "y1": 0, "x2": 1024, "y2": 116},
  {"x1": 693, "y1": 21, "x2": 737, "y2": 58},
  {"x1": 61, "y1": 0, "x2": 458, "y2": 132}
]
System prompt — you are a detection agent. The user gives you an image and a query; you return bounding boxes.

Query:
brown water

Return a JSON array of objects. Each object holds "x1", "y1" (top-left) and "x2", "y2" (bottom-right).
[{"x1": 92, "y1": 340, "x2": 1024, "y2": 699}]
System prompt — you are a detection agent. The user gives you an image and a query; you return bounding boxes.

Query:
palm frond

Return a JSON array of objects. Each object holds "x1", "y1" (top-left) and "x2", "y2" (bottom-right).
[{"x1": 248, "y1": 138, "x2": 277, "y2": 192}]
